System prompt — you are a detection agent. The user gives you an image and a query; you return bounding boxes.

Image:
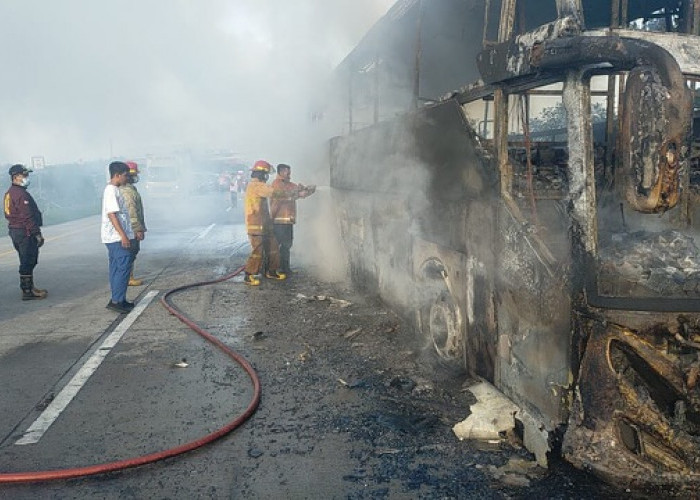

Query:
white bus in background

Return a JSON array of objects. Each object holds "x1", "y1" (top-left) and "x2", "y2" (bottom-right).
[{"x1": 144, "y1": 155, "x2": 187, "y2": 198}]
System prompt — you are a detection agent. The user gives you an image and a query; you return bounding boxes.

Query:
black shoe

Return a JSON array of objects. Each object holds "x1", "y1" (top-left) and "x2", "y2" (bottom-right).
[
  {"x1": 106, "y1": 301, "x2": 131, "y2": 313},
  {"x1": 122, "y1": 301, "x2": 135, "y2": 309}
]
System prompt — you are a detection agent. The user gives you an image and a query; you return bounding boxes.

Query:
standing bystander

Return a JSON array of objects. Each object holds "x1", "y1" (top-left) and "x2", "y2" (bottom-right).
[
  {"x1": 102, "y1": 161, "x2": 135, "y2": 313},
  {"x1": 121, "y1": 161, "x2": 147, "y2": 286},
  {"x1": 3, "y1": 164, "x2": 47, "y2": 300},
  {"x1": 270, "y1": 163, "x2": 316, "y2": 275}
]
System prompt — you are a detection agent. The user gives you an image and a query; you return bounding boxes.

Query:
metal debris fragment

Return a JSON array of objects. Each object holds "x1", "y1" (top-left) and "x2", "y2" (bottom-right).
[
  {"x1": 453, "y1": 381, "x2": 519, "y2": 441},
  {"x1": 298, "y1": 346, "x2": 312, "y2": 363},
  {"x1": 343, "y1": 327, "x2": 363, "y2": 339},
  {"x1": 172, "y1": 358, "x2": 189, "y2": 368},
  {"x1": 338, "y1": 378, "x2": 366, "y2": 388},
  {"x1": 295, "y1": 293, "x2": 352, "y2": 308},
  {"x1": 486, "y1": 457, "x2": 542, "y2": 488}
]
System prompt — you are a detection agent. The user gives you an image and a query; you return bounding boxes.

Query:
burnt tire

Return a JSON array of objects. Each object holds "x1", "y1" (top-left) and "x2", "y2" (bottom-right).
[
  {"x1": 426, "y1": 293, "x2": 463, "y2": 361},
  {"x1": 417, "y1": 259, "x2": 465, "y2": 369}
]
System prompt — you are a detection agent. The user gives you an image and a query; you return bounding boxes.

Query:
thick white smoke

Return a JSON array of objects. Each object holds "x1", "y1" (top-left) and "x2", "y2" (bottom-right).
[{"x1": 0, "y1": 0, "x2": 394, "y2": 164}]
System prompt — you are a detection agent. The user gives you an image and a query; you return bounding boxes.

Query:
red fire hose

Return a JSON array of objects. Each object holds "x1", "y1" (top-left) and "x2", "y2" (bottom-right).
[{"x1": 0, "y1": 265, "x2": 260, "y2": 484}]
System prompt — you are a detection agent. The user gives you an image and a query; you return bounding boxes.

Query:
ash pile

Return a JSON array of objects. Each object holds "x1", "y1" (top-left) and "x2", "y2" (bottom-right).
[{"x1": 599, "y1": 230, "x2": 700, "y2": 296}]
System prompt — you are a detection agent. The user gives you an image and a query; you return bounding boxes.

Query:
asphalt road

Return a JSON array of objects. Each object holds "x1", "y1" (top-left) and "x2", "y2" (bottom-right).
[
  {"x1": 0, "y1": 191, "x2": 621, "y2": 499},
  {"x1": 0, "y1": 192, "x2": 258, "y2": 497}
]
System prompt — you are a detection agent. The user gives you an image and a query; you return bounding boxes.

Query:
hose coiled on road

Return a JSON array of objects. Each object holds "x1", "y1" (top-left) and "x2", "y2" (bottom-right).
[{"x1": 0, "y1": 265, "x2": 260, "y2": 484}]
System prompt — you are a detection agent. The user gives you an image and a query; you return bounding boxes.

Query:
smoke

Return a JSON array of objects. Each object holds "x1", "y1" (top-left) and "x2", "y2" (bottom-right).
[
  {"x1": 0, "y1": 0, "x2": 394, "y2": 165},
  {"x1": 294, "y1": 187, "x2": 348, "y2": 282}
]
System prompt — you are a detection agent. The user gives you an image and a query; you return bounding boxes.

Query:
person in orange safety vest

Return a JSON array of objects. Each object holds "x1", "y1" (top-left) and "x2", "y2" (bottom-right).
[
  {"x1": 270, "y1": 163, "x2": 315, "y2": 275},
  {"x1": 243, "y1": 160, "x2": 289, "y2": 285}
]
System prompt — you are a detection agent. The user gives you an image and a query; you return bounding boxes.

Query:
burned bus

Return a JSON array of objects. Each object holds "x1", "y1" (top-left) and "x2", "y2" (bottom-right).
[{"x1": 329, "y1": 0, "x2": 700, "y2": 491}]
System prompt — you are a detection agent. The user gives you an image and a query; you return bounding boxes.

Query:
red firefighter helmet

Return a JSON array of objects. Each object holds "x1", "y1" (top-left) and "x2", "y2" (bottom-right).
[
  {"x1": 126, "y1": 161, "x2": 139, "y2": 175},
  {"x1": 252, "y1": 160, "x2": 272, "y2": 173}
]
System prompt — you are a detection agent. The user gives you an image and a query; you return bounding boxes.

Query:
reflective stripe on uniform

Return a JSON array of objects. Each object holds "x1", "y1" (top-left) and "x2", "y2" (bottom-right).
[{"x1": 273, "y1": 217, "x2": 294, "y2": 224}]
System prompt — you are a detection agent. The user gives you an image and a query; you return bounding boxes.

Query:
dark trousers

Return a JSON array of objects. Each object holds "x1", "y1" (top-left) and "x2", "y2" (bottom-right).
[
  {"x1": 9, "y1": 228, "x2": 39, "y2": 275},
  {"x1": 273, "y1": 224, "x2": 293, "y2": 273},
  {"x1": 130, "y1": 239, "x2": 140, "y2": 267}
]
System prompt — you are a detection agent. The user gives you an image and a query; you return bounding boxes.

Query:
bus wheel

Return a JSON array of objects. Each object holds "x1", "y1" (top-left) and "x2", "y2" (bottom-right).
[
  {"x1": 427, "y1": 294, "x2": 462, "y2": 362},
  {"x1": 417, "y1": 258, "x2": 464, "y2": 367}
]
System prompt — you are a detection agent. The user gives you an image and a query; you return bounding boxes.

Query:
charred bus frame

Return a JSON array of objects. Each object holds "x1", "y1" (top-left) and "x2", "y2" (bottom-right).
[{"x1": 330, "y1": 0, "x2": 700, "y2": 492}]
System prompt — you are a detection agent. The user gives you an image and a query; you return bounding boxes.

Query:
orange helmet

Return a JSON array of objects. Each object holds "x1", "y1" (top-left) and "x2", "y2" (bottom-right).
[
  {"x1": 252, "y1": 160, "x2": 272, "y2": 173},
  {"x1": 126, "y1": 161, "x2": 139, "y2": 175}
]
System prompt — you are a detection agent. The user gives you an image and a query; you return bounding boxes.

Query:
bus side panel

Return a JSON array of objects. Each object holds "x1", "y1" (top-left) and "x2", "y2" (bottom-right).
[
  {"x1": 496, "y1": 199, "x2": 573, "y2": 432},
  {"x1": 330, "y1": 99, "x2": 499, "y2": 375}
]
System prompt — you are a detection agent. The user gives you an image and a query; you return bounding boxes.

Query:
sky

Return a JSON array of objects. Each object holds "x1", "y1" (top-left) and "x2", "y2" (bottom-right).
[{"x1": 0, "y1": 0, "x2": 395, "y2": 166}]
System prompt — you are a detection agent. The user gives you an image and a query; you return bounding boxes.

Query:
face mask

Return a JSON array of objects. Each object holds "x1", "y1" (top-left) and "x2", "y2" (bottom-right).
[
  {"x1": 131, "y1": 175, "x2": 139, "y2": 184},
  {"x1": 19, "y1": 177, "x2": 30, "y2": 188}
]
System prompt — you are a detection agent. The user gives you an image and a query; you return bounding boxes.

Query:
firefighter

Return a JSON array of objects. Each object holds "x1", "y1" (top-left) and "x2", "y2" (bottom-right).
[
  {"x1": 229, "y1": 169, "x2": 247, "y2": 208},
  {"x1": 3, "y1": 164, "x2": 47, "y2": 300},
  {"x1": 121, "y1": 161, "x2": 147, "y2": 286},
  {"x1": 218, "y1": 171, "x2": 230, "y2": 192},
  {"x1": 270, "y1": 163, "x2": 315, "y2": 274},
  {"x1": 243, "y1": 160, "x2": 286, "y2": 285}
]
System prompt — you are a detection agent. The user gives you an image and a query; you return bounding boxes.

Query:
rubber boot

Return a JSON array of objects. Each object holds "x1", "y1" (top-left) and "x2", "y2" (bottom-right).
[
  {"x1": 20, "y1": 275, "x2": 47, "y2": 300},
  {"x1": 280, "y1": 254, "x2": 291, "y2": 275},
  {"x1": 32, "y1": 274, "x2": 48, "y2": 295},
  {"x1": 264, "y1": 270, "x2": 287, "y2": 280},
  {"x1": 128, "y1": 266, "x2": 143, "y2": 286},
  {"x1": 243, "y1": 272, "x2": 260, "y2": 286}
]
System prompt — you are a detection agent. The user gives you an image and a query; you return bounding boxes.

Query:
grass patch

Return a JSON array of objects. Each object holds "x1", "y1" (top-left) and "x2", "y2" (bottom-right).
[{"x1": 0, "y1": 204, "x2": 99, "y2": 234}]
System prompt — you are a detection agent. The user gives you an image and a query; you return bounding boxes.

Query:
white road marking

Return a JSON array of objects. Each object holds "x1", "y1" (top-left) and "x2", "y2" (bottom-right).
[
  {"x1": 14, "y1": 290, "x2": 160, "y2": 445},
  {"x1": 197, "y1": 223, "x2": 216, "y2": 239}
]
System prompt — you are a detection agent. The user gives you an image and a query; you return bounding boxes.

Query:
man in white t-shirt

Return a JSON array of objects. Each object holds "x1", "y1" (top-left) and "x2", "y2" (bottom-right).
[{"x1": 102, "y1": 161, "x2": 135, "y2": 313}]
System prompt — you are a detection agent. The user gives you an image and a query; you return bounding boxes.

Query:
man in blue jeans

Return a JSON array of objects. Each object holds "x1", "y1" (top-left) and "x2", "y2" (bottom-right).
[{"x1": 102, "y1": 161, "x2": 135, "y2": 313}]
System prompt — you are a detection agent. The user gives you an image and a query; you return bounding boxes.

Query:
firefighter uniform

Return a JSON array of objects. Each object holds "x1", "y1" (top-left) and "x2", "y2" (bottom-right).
[
  {"x1": 4, "y1": 164, "x2": 47, "y2": 300},
  {"x1": 270, "y1": 176, "x2": 301, "y2": 274},
  {"x1": 243, "y1": 161, "x2": 283, "y2": 282},
  {"x1": 121, "y1": 165, "x2": 146, "y2": 236},
  {"x1": 120, "y1": 161, "x2": 147, "y2": 286}
]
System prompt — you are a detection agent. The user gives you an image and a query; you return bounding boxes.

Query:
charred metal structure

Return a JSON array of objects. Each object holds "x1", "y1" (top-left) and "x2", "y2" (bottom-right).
[{"x1": 330, "y1": 0, "x2": 700, "y2": 492}]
